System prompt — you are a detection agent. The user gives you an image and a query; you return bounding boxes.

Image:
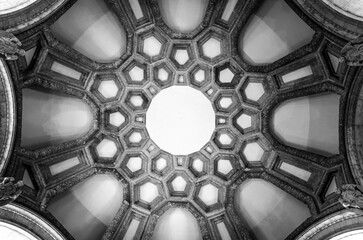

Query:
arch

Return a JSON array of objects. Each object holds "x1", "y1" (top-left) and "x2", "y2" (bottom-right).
[
  {"x1": 157, "y1": 0, "x2": 209, "y2": 33},
  {"x1": 296, "y1": 209, "x2": 363, "y2": 240},
  {"x1": 47, "y1": 174, "x2": 124, "y2": 240},
  {"x1": 272, "y1": 93, "x2": 340, "y2": 157},
  {"x1": 238, "y1": 0, "x2": 314, "y2": 65},
  {"x1": 151, "y1": 208, "x2": 203, "y2": 240},
  {"x1": 0, "y1": 59, "x2": 16, "y2": 176},
  {"x1": 21, "y1": 88, "x2": 93, "y2": 149},
  {"x1": 51, "y1": 0, "x2": 127, "y2": 63},
  {"x1": 234, "y1": 178, "x2": 311, "y2": 240},
  {"x1": 0, "y1": 203, "x2": 67, "y2": 240}
]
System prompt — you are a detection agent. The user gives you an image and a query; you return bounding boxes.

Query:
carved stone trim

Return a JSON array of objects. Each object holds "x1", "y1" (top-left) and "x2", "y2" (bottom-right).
[
  {"x1": 0, "y1": 203, "x2": 67, "y2": 240},
  {"x1": 0, "y1": 59, "x2": 16, "y2": 176}
]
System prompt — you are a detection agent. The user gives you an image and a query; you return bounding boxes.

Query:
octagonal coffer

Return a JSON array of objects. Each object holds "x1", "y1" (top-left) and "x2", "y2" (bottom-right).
[
  {"x1": 170, "y1": 43, "x2": 195, "y2": 70},
  {"x1": 122, "y1": 60, "x2": 149, "y2": 86},
  {"x1": 92, "y1": 73, "x2": 123, "y2": 102},
  {"x1": 124, "y1": 128, "x2": 148, "y2": 148},
  {"x1": 189, "y1": 64, "x2": 211, "y2": 88},
  {"x1": 120, "y1": 152, "x2": 147, "y2": 179},
  {"x1": 134, "y1": 177, "x2": 164, "y2": 210},
  {"x1": 215, "y1": 61, "x2": 243, "y2": 88},
  {"x1": 153, "y1": 62, "x2": 174, "y2": 88},
  {"x1": 90, "y1": 135, "x2": 122, "y2": 164},
  {"x1": 194, "y1": 180, "x2": 224, "y2": 213},
  {"x1": 104, "y1": 106, "x2": 130, "y2": 132},
  {"x1": 124, "y1": 90, "x2": 150, "y2": 112},
  {"x1": 197, "y1": 29, "x2": 228, "y2": 63},
  {"x1": 166, "y1": 172, "x2": 192, "y2": 197},
  {"x1": 137, "y1": 28, "x2": 168, "y2": 62}
]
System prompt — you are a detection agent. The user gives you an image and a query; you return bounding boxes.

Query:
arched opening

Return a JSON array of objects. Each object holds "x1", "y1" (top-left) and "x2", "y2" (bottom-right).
[
  {"x1": 47, "y1": 174, "x2": 124, "y2": 240},
  {"x1": 234, "y1": 179, "x2": 311, "y2": 240},
  {"x1": 158, "y1": 0, "x2": 209, "y2": 33},
  {"x1": 51, "y1": 0, "x2": 127, "y2": 62},
  {"x1": 152, "y1": 208, "x2": 203, "y2": 240},
  {"x1": 239, "y1": 0, "x2": 314, "y2": 65},
  {"x1": 272, "y1": 93, "x2": 340, "y2": 156},
  {"x1": 21, "y1": 88, "x2": 93, "y2": 149}
]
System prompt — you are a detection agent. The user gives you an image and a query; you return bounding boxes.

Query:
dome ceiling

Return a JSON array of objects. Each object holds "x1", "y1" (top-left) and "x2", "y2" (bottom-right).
[{"x1": 2, "y1": 0, "x2": 358, "y2": 240}]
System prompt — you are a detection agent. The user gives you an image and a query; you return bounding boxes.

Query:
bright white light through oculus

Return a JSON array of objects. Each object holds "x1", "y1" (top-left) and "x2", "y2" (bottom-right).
[{"x1": 146, "y1": 86, "x2": 215, "y2": 155}]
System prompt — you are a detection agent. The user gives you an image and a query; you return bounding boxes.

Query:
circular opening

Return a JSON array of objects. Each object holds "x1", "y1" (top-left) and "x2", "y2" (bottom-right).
[{"x1": 146, "y1": 86, "x2": 215, "y2": 155}]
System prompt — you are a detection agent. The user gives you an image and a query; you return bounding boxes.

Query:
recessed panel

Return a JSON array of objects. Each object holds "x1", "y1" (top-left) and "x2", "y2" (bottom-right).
[
  {"x1": 281, "y1": 66, "x2": 313, "y2": 83},
  {"x1": 49, "y1": 157, "x2": 80, "y2": 176},
  {"x1": 280, "y1": 162, "x2": 311, "y2": 182},
  {"x1": 221, "y1": 0, "x2": 238, "y2": 21},
  {"x1": 51, "y1": 62, "x2": 82, "y2": 80},
  {"x1": 128, "y1": 0, "x2": 144, "y2": 19},
  {"x1": 123, "y1": 219, "x2": 140, "y2": 240},
  {"x1": 216, "y1": 222, "x2": 232, "y2": 240}
]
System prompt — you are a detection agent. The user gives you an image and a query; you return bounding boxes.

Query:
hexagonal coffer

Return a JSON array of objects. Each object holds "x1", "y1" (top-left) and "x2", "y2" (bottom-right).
[
  {"x1": 92, "y1": 74, "x2": 123, "y2": 102},
  {"x1": 189, "y1": 64, "x2": 211, "y2": 88},
  {"x1": 122, "y1": 60, "x2": 148, "y2": 86},
  {"x1": 214, "y1": 62, "x2": 242, "y2": 88},
  {"x1": 197, "y1": 30, "x2": 227, "y2": 63},
  {"x1": 90, "y1": 135, "x2": 122, "y2": 164},
  {"x1": 137, "y1": 28, "x2": 168, "y2": 62},
  {"x1": 134, "y1": 178, "x2": 164, "y2": 210},
  {"x1": 233, "y1": 109, "x2": 260, "y2": 134},
  {"x1": 125, "y1": 90, "x2": 150, "y2": 112},
  {"x1": 213, "y1": 155, "x2": 240, "y2": 181},
  {"x1": 215, "y1": 92, "x2": 238, "y2": 113},
  {"x1": 240, "y1": 77, "x2": 269, "y2": 107},
  {"x1": 194, "y1": 181, "x2": 224, "y2": 213},
  {"x1": 213, "y1": 129, "x2": 237, "y2": 150},
  {"x1": 124, "y1": 128, "x2": 148, "y2": 148},
  {"x1": 151, "y1": 151, "x2": 173, "y2": 177},
  {"x1": 153, "y1": 62, "x2": 174, "y2": 88},
  {"x1": 104, "y1": 107, "x2": 130, "y2": 132},
  {"x1": 188, "y1": 154, "x2": 209, "y2": 178},
  {"x1": 120, "y1": 153, "x2": 147, "y2": 179}
]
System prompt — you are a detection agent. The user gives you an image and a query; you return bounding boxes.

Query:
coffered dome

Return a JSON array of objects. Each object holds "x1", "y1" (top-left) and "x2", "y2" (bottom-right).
[{"x1": 1, "y1": 0, "x2": 363, "y2": 240}]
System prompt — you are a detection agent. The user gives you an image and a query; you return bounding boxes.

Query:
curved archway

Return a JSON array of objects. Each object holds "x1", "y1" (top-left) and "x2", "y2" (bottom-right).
[
  {"x1": 0, "y1": 203, "x2": 67, "y2": 240},
  {"x1": 272, "y1": 93, "x2": 340, "y2": 156},
  {"x1": 21, "y1": 88, "x2": 94, "y2": 149},
  {"x1": 151, "y1": 208, "x2": 203, "y2": 240},
  {"x1": 157, "y1": 0, "x2": 209, "y2": 33},
  {"x1": 296, "y1": 209, "x2": 363, "y2": 240},
  {"x1": 234, "y1": 178, "x2": 311, "y2": 240},
  {"x1": 47, "y1": 174, "x2": 124, "y2": 240}
]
